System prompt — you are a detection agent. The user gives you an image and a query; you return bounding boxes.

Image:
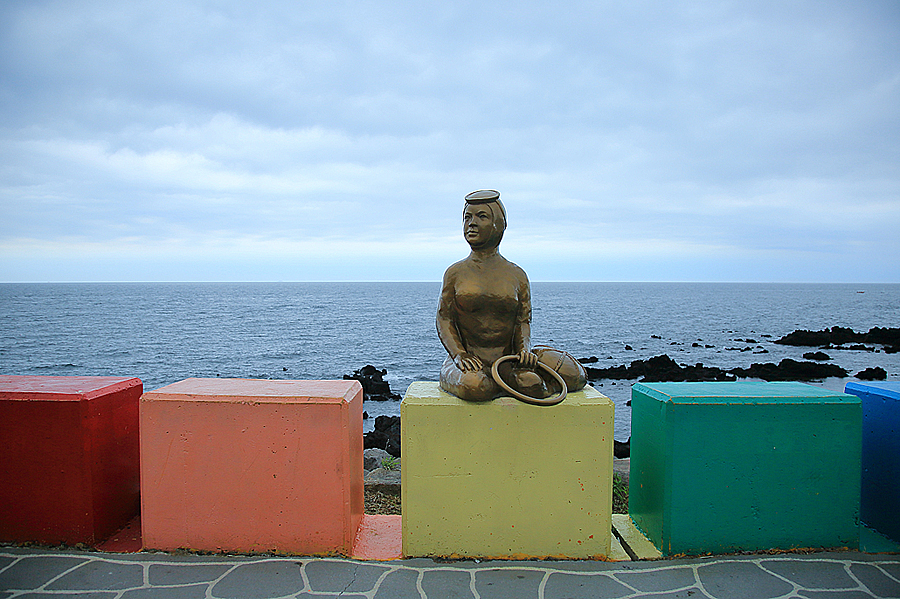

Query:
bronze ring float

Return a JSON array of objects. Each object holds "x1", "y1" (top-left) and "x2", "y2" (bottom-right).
[{"x1": 491, "y1": 355, "x2": 568, "y2": 406}]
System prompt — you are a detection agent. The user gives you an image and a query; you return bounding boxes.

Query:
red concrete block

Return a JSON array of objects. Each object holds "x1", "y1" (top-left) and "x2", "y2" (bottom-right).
[
  {"x1": 0, "y1": 375, "x2": 142, "y2": 546},
  {"x1": 140, "y1": 378, "x2": 364, "y2": 555}
]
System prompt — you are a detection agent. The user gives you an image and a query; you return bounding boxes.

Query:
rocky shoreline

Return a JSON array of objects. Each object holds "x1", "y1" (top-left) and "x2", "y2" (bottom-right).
[
  {"x1": 581, "y1": 354, "x2": 873, "y2": 383},
  {"x1": 356, "y1": 326, "x2": 898, "y2": 460},
  {"x1": 580, "y1": 326, "x2": 897, "y2": 383},
  {"x1": 774, "y1": 326, "x2": 900, "y2": 352},
  {"x1": 343, "y1": 365, "x2": 402, "y2": 402}
]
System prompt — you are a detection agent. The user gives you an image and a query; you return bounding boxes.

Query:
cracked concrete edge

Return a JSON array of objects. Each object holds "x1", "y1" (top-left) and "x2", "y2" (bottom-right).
[
  {"x1": 608, "y1": 534, "x2": 630, "y2": 562},
  {"x1": 611, "y1": 514, "x2": 663, "y2": 560}
]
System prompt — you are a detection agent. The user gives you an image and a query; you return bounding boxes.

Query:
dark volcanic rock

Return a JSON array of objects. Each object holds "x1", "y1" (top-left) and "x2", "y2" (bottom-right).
[
  {"x1": 363, "y1": 415, "x2": 400, "y2": 457},
  {"x1": 614, "y1": 438, "x2": 630, "y2": 459},
  {"x1": 803, "y1": 351, "x2": 831, "y2": 361},
  {"x1": 344, "y1": 365, "x2": 402, "y2": 401},
  {"x1": 775, "y1": 326, "x2": 858, "y2": 346},
  {"x1": 865, "y1": 327, "x2": 900, "y2": 346},
  {"x1": 821, "y1": 343, "x2": 875, "y2": 352},
  {"x1": 585, "y1": 355, "x2": 735, "y2": 382},
  {"x1": 775, "y1": 326, "x2": 900, "y2": 348},
  {"x1": 855, "y1": 367, "x2": 887, "y2": 381},
  {"x1": 585, "y1": 354, "x2": 734, "y2": 383},
  {"x1": 729, "y1": 359, "x2": 848, "y2": 381},
  {"x1": 586, "y1": 355, "x2": 850, "y2": 383}
]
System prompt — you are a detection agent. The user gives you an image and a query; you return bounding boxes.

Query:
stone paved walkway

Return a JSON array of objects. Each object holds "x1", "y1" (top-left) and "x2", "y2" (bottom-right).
[{"x1": 2, "y1": 546, "x2": 899, "y2": 599}]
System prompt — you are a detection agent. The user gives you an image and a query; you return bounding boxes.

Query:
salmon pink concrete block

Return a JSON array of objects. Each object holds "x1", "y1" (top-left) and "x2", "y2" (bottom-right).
[
  {"x1": 0, "y1": 375, "x2": 142, "y2": 546},
  {"x1": 140, "y1": 378, "x2": 363, "y2": 555}
]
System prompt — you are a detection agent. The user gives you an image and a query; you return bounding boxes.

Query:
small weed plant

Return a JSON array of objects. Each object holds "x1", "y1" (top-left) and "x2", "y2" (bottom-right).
[
  {"x1": 381, "y1": 456, "x2": 400, "y2": 471},
  {"x1": 612, "y1": 473, "x2": 628, "y2": 514}
]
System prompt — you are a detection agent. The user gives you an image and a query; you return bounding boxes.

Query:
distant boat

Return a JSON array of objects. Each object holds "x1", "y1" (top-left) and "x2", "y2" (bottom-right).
[{"x1": 857, "y1": 290, "x2": 865, "y2": 293}]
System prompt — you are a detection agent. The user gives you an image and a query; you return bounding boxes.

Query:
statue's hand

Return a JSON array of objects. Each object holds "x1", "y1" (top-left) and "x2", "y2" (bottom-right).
[
  {"x1": 517, "y1": 349, "x2": 538, "y2": 369},
  {"x1": 455, "y1": 353, "x2": 483, "y2": 372}
]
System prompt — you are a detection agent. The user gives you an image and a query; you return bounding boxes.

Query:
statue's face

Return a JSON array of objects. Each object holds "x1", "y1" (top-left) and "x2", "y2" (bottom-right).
[{"x1": 463, "y1": 204, "x2": 496, "y2": 248}]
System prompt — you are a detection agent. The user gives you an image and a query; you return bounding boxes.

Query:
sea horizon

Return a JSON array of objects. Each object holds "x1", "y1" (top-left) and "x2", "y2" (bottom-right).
[{"x1": 2, "y1": 281, "x2": 897, "y2": 439}]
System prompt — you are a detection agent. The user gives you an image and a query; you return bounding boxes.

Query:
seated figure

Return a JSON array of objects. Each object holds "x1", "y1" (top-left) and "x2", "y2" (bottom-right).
[{"x1": 437, "y1": 190, "x2": 563, "y2": 402}]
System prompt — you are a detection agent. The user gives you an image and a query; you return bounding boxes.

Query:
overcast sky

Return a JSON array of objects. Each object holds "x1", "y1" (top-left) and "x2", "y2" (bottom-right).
[{"x1": 1, "y1": 1, "x2": 898, "y2": 282}]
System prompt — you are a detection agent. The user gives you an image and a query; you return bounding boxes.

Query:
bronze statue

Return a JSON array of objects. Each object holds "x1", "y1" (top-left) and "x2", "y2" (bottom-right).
[{"x1": 437, "y1": 190, "x2": 586, "y2": 405}]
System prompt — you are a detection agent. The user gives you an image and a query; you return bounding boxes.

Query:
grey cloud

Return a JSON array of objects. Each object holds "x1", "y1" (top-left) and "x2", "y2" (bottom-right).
[{"x1": 1, "y1": 0, "x2": 898, "y2": 281}]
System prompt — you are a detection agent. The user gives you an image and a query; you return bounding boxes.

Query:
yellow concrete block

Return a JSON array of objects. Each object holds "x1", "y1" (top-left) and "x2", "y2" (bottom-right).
[{"x1": 401, "y1": 382, "x2": 614, "y2": 559}]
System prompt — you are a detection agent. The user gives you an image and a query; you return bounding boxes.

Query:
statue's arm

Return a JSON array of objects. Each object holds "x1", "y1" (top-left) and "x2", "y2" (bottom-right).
[
  {"x1": 436, "y1": 268, "x2": 480, "y2": 371},
  {"x1": 513, "y1": 269, "x2": 538, "y2": 368}
]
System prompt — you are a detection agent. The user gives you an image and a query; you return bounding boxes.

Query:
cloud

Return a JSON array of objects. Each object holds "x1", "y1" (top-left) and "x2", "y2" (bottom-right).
[{"x1": 1, "y1": 0, "x2": 898, "y2": 281}]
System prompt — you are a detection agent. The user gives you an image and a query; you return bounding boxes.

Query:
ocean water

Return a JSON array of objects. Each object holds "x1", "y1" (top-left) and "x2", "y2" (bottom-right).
[{"x1": 2, "y1": 282, "x2": 898, "y2": 440}]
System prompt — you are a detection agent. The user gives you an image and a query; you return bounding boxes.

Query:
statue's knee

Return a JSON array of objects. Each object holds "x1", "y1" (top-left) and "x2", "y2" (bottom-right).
[
  {"x1": 457, "y1": 370, "x2": 497, "y2": 402},
  {"x1": 511, "y1": 368, "x2": 549, "y2": 398}
]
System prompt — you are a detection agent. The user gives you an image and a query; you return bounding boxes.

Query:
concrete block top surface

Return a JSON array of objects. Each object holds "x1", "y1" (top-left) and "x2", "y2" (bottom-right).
[
  {"x1": 633, "y1": 381, "x2": 858, "y2": 405},
  {"x1": 143, "y1": 377, "x2": 362, "y2": 404},
  {"x1": 845, "y1": 380, "x2": 900, "y2": 400},
  {"x1": 0, "y1": 375, "x2": 142, "y2": 401},
  {"x1": 403, "y1": 380, "x2": 611, "y2": 407}
]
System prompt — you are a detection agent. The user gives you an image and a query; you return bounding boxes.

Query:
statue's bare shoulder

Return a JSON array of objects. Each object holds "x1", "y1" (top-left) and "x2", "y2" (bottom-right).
[
  {"x1": 509, "y1": 259, "x2": 528, "y2": 282},
  {"x1": 442, "y1": 258, "x2": 467, "y2": 281}
]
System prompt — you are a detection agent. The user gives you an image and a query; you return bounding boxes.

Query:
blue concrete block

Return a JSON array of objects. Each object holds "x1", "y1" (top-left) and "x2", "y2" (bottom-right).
[{"x1": 844, "y1": 381, "x2": 900, "y2": 543}]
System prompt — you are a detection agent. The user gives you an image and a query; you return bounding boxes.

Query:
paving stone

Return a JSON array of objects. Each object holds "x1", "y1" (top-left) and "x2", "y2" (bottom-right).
[
  {"x1": 45, "y1": 560, "x2": 143, "y2": 591},
  {"x1": 303, "y1": 560, "x2": 389, "y2": 593},
  {"x1": 635, "y1": 591, "x2": 707, "y2": 599},
  {"x1": 531, "y1": 560, "x2": 622, "y2": 572},
  {"x1": 762, "y1": 559, "x2": 857, "y2": 590},
  {"x1": 849, "y1": 563, "x2": 900, "y2": 598},
  {"x1": 0, "y1": 556, "x2": 14, "y2": 571},
  {"x1": 473, "y1": 568, "x2": 544, "y2": 599},
  {"x1": 210, "y1": 561, "x2": 305, "y2": 598},
  {"x1": 120, "y1": 584, "x2": 210, "y2": 599},
  {"x1": 396, "y1": 558, "x2": 439, "y2": 567},
  {"x1": 132, "y1": 553, "x2": 255, "y2": 563},
  {"x1": 0, "y1": 556, "x2": 87, "y2": 591},
  {"x1": 296, "y1": 594, "x2": 368, "y2": 599},
  {"x1": 794, "y1": 552, "x2": 882, "y2": 563},
  {"x1": 148, "y1": 563, "x2": 232, "y2": 585},
  {"x1": 420, "y1": 569, "x2": 476, "y2": 598},
  {"x1": 427, "y1": 559, "x2": 501, "y2": 570},
  {"x1": 543, "y1": 571, "x2": 632, "y2": 598},
  {"x1": 697, "y1": 561, "x2": 794, "y2": 599},
  {"x1": 799, "y1": 592, "x2": 890, "y2": 599},
  {"x1": 614, "y1": 565, "x2": 697, "y2": 592},
  {"x1": 880, "y1": 562, "x2": 900, "y2": 578},
  {"x1": 14, "y1": 593, "x2": 116, "y2": 598},
  {"x1": 373, "y1": 568, "x2": 420, "y2": 598}
]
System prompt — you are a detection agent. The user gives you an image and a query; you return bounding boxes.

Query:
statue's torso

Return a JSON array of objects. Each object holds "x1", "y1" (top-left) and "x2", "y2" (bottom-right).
[{"x1": 452, "y1": 259, "x2": 524, "y2": 364}]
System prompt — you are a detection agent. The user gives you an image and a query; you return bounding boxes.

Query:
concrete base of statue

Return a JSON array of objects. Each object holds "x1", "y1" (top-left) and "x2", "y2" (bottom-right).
[{"x1": 401, "y1": 382, "x2": 614, "y2": 559}]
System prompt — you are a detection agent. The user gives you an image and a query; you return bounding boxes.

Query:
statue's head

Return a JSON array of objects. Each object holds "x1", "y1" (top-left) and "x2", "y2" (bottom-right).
[{"x1": 463, "y1": 189, "x2": 506, "y2": 250}]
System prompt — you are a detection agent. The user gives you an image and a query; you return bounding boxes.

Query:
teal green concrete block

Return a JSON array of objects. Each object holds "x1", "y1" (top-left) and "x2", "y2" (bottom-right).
[{"x1": 629, "y1": 382, "x2": 861, "y2": 556}]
